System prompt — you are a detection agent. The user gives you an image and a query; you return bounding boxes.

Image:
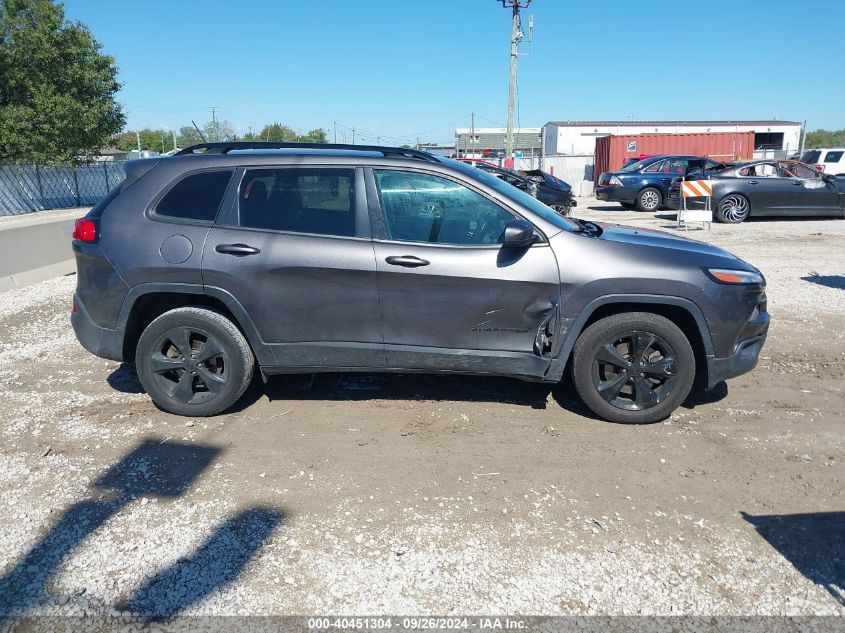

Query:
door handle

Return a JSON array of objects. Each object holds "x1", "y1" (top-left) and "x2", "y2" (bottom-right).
[
  {"x1": 793, "y1": 181, "x2": 802, "y2": 186},
  {"x1": 748, "y1": 180, "x2": 759, "y2": 185},
  {"x1": 215, "y1": 243, "x2": 261, "y2": 256},
  {"x1": 385, "y1": 255, "x2": 430, "y2": 268}
]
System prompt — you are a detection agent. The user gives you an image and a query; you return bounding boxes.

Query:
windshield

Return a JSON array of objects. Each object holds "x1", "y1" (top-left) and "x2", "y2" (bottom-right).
[
  {"x1": 621, "y1": 157, "x2": 659, "y2": 172},
  {"x1": 443, "y1": 158, "x2": 579, "y2": 232}
]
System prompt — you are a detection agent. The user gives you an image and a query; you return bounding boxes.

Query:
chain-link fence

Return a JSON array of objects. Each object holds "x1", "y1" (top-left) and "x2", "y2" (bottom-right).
[{"x1": 0, "y1": 161, "x2": 127, "y2": 216}]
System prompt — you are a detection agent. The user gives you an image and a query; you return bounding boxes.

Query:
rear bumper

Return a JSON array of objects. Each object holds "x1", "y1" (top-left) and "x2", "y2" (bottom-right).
[
  {"x1": 595, "y1": 186, "x2": 635, "y2": 203},
  {"x1": 706, "y1": 333, "x2": 766, "y2": 389},
  {"x1": 71, "y1": 293, "x2": 125, "y2": 362}
]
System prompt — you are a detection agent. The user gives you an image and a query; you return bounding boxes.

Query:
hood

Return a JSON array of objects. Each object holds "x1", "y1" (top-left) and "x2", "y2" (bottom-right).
[{"x1": 594, "y1": 222, "x2": 750, "y2": 264}]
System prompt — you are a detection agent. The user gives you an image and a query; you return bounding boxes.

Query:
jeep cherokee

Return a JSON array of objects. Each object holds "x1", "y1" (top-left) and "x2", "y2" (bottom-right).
[{"x1": 71, "y1": 142, "x2": 769, "y2": 424}]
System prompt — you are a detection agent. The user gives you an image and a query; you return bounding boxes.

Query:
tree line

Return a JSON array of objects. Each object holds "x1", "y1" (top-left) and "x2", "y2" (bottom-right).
[
  {"x1": 112, "y1": 122, "x2": 328, "y2": 153},
  {"x1": 804, "y1": 129, "x2": 845, "y2": 150}
]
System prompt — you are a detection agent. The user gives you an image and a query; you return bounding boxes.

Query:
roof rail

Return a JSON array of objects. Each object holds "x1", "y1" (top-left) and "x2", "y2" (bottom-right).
[{"x1": 174, "y1": 141, "x2": 441, "y2": 163}]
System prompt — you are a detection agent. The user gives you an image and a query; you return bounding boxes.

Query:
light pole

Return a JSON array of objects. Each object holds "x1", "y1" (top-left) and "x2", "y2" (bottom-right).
[{"x1": 499, "y1": 1, "x2": 531, "y2": 163}]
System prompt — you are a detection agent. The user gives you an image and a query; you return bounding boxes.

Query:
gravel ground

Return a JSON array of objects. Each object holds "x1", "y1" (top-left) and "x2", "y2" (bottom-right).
[{"x1": 0, "y1": 199, "x2": 843, "y2": 621}]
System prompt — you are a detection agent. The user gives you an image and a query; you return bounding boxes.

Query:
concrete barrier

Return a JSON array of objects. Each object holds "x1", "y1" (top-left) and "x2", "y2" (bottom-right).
[{"x1": 0, "y1": 207, "x2": 90, "y2": 292}]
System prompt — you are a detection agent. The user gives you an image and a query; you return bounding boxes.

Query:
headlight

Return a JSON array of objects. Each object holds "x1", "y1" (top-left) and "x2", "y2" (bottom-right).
[{"x1": 705, "y1": 268, "x2": 765, "y2": 285}]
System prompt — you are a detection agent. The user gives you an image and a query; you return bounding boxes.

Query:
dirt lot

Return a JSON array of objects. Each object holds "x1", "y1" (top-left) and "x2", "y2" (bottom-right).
[{"x1": 0, "y1": 198, "x2": 843, "y2": 619}]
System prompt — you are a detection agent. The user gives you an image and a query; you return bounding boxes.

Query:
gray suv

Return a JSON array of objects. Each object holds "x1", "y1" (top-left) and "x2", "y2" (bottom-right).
[{"x1": 71, "y1": 143, "x2": 769, "y2": 424}]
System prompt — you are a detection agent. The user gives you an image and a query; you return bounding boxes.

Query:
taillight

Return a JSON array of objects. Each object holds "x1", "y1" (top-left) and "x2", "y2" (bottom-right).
[
  {"x1": 816, "y1": 164, "x2": 825, "y2": 172},
  {"x1": 72, "y1": 219, "x2": 97, "y2": 242},
  {"x1": 608, "y1": 175, "x2": 623, "y2": 187}
]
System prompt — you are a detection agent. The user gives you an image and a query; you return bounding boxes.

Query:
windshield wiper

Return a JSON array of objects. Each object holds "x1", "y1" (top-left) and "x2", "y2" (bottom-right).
[{"x1": 572, "y1": 218, "x2": 602, "y2": 236}]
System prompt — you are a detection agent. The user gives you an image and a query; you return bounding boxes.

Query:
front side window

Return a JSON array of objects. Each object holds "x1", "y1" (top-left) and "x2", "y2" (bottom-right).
[
  {"x1": 238, "y1": 168, "x2": 355, "y2": 237},
  {"x1": 156, "y1": 170, "x2": 234, "y2": 221},
  {"x1": 373, "y1": 170, "x2": 514, "y2": 246},
  {"x1": 780, "y1": 162, "x2": 820, "y2": 180}
]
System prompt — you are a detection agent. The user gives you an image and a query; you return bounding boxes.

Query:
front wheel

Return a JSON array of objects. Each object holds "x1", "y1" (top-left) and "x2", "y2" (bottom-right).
[
  {"x1": 135, "y1": 307, "x2": 255, "y2": 416},
  {"x1": 716, "y1": 194, "x2": 750, "y2": 223},
  {"x1": 571, "y1": 312, "x2": 695, "y2": 424},
  {"x1": 635, "y1": 187, "x2": 662, "y2": 212}
]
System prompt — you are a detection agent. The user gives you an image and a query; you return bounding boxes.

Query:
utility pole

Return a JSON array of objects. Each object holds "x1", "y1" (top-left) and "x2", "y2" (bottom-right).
[
  {"x1": 172, "y1": 130, "x2": 177, "y2": 151},
  {"x1": 499, "y1": 1, "x2": 531, "y2": 163},
  {"x1": 209, "y1": 106, "x2": 219, "y2": 142},
  {"x1": 333, "y1": 121, "x2": 337, "y2": 144},
  {"x1": 352, "y1": 127, "x2": 356, "y2": 144},
  {"x1": 135, "y1": 130, "x2": 141, "y2": 152},
  {"x1": 470, "y1": 111, "x2": 475, "y2": 158}
]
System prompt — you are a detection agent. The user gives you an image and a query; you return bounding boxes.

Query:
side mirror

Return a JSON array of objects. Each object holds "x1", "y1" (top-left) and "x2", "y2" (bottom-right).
[{"x1": 502, "y1": 219, "x2": 538, "y2": 248}]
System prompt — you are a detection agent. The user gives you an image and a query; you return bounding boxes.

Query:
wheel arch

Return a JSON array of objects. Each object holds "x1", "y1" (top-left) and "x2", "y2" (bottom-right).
[
  {"x1": 549, "y1": 295, "x2": 713, "y2": 387},
  {"x1": 117, "y1": 283, "x2": 273, "y2": 365}
]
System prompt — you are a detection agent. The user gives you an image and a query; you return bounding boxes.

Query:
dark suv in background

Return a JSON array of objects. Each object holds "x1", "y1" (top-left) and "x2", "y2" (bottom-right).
[
  {"x1": 596, "y1": 155, "x2": 725, "y2": 211},
  {"x1": 72, "y1": 143, "x2": 768, "y2": 424}
]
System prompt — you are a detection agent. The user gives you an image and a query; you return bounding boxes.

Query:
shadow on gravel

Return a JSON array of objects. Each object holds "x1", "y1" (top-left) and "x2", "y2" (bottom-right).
[
  {"x1": 106, "y1": 362, "x2": 144, "y2": 394},
  {"x1": 742, "y1": 511, "x2": 845, "y2": 607},
  {"x1": 118, "y1": 507, "x2": 282, "y2": 619},
  {"x1": 801, "y1": 274, "x2": 845, "y2": 291},
  {"x1": 0, "y1": 438, "x2": 283, "y2": 621},
  {"x1": 682, "y1": 381, "x2": 728, "y2": 410}
]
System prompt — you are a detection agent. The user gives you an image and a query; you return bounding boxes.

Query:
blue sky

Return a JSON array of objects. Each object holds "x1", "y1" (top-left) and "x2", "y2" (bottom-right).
[{"x1": 63, "y1": 0, "x2": 845, "y2": 144}]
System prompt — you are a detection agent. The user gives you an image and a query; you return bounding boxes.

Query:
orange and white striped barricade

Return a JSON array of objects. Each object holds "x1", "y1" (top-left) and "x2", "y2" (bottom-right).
[{"x1": 678, "y1": 179, "x2": 713, "y2": 230}]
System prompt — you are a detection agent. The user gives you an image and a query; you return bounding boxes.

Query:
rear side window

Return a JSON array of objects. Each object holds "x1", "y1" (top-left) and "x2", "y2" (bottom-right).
[
  {"x1": 155, "y1": 170, "x2": 234, "y2": 221},
  {"x1": 238, "y1": 168, "x2": 355, "y2": 237},
  {"x1": 824, "y1": 151, "x2": 843, "y2": 163},
  {"x1": 642, "y1": 160, "x2": 664, "y2": 173}
]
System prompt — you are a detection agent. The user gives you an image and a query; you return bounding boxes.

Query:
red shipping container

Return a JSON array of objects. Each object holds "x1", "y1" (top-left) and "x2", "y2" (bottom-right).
[{"x1": 594, "y1": 132, "x2": 754, "y2": 180}]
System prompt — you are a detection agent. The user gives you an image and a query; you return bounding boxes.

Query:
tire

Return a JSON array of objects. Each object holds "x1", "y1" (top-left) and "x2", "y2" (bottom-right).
[
  {"x1": 635, "y1": 187, "x2": 662, "y2": 212},
  {"x1": 716, "y1": 194, "x2": 750, "y2": 223},
  {"x1": 135, "y1": 307, "x2": 255, "y2": 416},
  {"x1": 571, "y1": 312, "x2": 695, "y2": 424}
]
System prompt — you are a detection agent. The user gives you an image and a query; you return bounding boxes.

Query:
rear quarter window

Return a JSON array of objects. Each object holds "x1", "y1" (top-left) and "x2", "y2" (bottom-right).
[
  {"x1": 823, "y1": 151, "x2": 843, "y2": 163},
  {"x1": 155, "y1": 170, "x2": 234, "y2": 221}
]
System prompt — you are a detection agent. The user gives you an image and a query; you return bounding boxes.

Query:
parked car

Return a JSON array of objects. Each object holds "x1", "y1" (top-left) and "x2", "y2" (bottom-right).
[
  {"x1": 71, "y1": 142, "x2": 768, "y2": 424},
  {"x1": 459, "y1": 159, "x2": 575, "y2": 215},
  {"x1": 596, "y1": 155, "x2": 725, "y2": 212},
  {"x1": 799, "y1": 148, "x2": 845, "y2": 176},
  {"x1": 668, "y1": 159, "x2": 845, "y2": 223}
]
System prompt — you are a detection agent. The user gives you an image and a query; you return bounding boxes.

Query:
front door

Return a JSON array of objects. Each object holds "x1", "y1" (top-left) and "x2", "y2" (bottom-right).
[
  {"x1": 203, "y1": 166, "x2": 384, "y2": 369},
  {"x1": 367, "y1": 168, "x2": 561, "y2": 378},
  {"x1": 777, "y1": 161, "x2": 842, "y2": 214}
]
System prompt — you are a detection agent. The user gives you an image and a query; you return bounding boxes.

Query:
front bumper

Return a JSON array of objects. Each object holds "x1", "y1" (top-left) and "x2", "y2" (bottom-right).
[
  {"x1": 71, "y1": 293, "x2": 125, "y2": 362},
  {"x1": 706, "y1": 333, "x2": 766, "y2": 389},
  {"x1": 595, "y1": 186, "x2": 635, "y2": 204}
]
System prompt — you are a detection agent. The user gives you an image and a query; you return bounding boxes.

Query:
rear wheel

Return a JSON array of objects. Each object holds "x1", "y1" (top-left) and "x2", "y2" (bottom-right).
[
  {"x1": 716, "y1": 194, "x2": 750, "y2": 223},
  {"x1": 572, "y1": 313, "x2": 695, "y2": 424},
  {"x1": 135, "y1": 307, "x2": 254, "y2": 416},
  {"x1": 635, "y1": 187, "x2": 662, "y2": 212}
]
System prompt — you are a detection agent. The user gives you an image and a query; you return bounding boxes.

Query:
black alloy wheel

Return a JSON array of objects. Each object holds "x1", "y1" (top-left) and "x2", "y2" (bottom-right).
[
  {"x1": 592, "y1": 330, "x2": 678, "y2": 411},
  {"x1": 572, "y1": 312, "x2": 695, "y2": 424},
  {"x1": 135, "y1": 307, "x2": 254, "y2": 416},
  {"x1": 150, "y1": 326, "x2": 228, "y2": 405}
]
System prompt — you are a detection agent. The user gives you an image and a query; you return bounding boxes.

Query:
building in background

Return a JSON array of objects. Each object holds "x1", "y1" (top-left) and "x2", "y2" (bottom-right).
[
  {"x1": 542, "y1": 120, "x2": 802, "y2": 158},
  {"x1": 454, "y1": 127, "x2": 542, "y2": 159}
]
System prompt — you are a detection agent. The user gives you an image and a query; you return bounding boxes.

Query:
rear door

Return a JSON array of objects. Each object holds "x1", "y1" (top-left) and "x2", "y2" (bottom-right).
[
  {"x1": 202, "y1": 165, "x2": 384, "y2": 369},
  {"x1": 367, "y1": 167, "x2": 561, "y2": 377}
]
